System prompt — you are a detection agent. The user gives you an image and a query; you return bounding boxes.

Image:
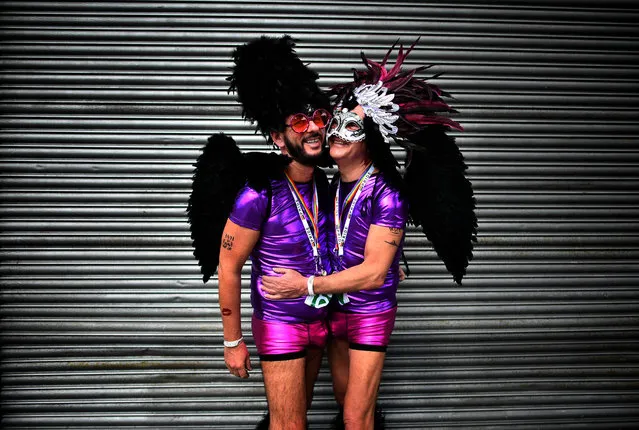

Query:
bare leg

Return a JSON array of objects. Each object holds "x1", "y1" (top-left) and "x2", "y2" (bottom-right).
[
  {"x1": 304, "y1": 346, "x2": 323, "y2": 409},
  {"x1": 327, "y1": 337, "x2": 350, "y2": 407},
  {"x1": 342, "y1": 349, "x2": 386, "y2": 430},
  {"x1": 261, "y1": 357, "x2": 307, "y2": 430}
]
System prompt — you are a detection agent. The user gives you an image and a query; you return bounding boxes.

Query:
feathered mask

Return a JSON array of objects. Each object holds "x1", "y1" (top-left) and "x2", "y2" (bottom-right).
[
  {"x1": 227, "y1": 35, "x2": 329, "y2": 137},
  {"x1": 329, "y1": 39, "x2": 477, "y2": 285},
  {"x1": 328, "y1": 38, "x2": 463, "y2": 143}
]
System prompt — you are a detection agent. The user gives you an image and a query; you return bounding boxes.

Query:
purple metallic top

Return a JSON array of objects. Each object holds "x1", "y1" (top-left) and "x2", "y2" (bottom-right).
[
  {"x1": 229, "y1": 171, "x2": 332, "y2": 324},
  {"x1": 331, "y1": 172, "x2": 408, "y2": 314}
]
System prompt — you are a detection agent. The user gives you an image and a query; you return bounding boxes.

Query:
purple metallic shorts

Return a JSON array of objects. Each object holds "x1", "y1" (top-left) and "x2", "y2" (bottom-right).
[
  {"x1": 251, "y1": 315, "x2": 329, "y2": 361},
  {"x1": 328, "y1": 306, "x2": 397, "y2": 352}
]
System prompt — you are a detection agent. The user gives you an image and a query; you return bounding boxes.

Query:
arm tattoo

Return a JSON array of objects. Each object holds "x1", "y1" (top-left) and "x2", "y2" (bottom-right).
[
  {"x1": 385, "y1": 228, "x2": 402, "y2": 246},
  {"x1": 221, "y1": 308, "x2": 232, "y2": 316},
  {"x1": 222, "y1": 233, "x2": 234, "y2": 251}
]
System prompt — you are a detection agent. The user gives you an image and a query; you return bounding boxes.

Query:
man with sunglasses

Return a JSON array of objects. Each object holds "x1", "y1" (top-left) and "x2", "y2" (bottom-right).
[{"x1": 215, "y1": 36, "x2": 333, "y2": 430}]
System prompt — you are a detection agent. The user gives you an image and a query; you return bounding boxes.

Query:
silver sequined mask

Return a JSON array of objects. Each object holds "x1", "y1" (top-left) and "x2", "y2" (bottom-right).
[{"x1": 326, "y1": 110, "x2": 365, "y2": 143}]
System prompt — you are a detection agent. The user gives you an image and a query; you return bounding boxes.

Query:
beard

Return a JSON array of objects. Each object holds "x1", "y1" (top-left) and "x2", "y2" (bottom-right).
[{"x1": 283, "y1": 132, "x2": 325, "y2": 166}]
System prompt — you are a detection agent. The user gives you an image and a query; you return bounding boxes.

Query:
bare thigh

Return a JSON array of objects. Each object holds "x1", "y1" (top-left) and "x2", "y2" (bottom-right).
[
  {"x1": 327, "y1": 337, "x2": 350, "y2": 406},
  {"x1": 343, "y1": 348, "x2": 386, "y2": 429},
  {"x1": 305, "y1": 346, "x2": 324, "y2": 409},
  {"x1": 261, "y1": 357, "x2": 307, "y2": 430}
]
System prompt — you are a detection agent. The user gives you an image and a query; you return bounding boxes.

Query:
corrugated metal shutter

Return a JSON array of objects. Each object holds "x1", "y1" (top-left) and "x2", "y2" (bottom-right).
[{"x1": 1, "y1": 1, "x2": 638, "y2": 428}]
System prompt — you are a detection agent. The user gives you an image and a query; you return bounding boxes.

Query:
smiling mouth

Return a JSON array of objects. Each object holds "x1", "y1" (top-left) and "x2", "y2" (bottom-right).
[
  {"x1": 303, "y1": 135, "x2": 322, "y2": 147},
  {"x1": 329, "y1": 137, "x2": 350, "y2": 146}
]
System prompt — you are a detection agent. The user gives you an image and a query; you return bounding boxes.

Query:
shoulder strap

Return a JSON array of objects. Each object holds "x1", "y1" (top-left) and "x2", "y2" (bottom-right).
[
  {"x1": 262, "y1": 179, "x2": 273, "y2": 232},
  {"x1": 370, "y1": 172, "x2": 380, "y2": 220}
]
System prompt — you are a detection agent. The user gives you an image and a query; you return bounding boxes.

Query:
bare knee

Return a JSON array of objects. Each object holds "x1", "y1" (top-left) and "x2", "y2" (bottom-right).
[
  {"x1": 328, "y1": 339, "x2": 350, "y2": 408},
  {"x1": 343, "y1": 406, "x2": 374, "y2": 430},
  {"x1": 267, "y1": 392, "x2": 307, "y2": 430},
  {"x1": 305, "y1": 347, "x2": 323, "y2": 410},
  {"x1": 343, "y1": 396, "x2": 375, "y2": 428},
  {"x1": 269, "y1": 411, "x2": 306, "y2": 430},
  {"x1": 334, "y1": 390, "x2": 346, "y2": 407}
]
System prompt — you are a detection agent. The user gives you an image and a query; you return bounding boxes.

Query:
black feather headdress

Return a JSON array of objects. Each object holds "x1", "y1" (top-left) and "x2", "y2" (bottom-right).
[
  {"x1": 329, "y1": 39, "x2": 477, "y2": 285},
  {"x1": 228, "y1": 35, "x2": 330, "y2": 137},
  {"x1": 187, "y1": 36, "x2": 331, "y2": 282}
]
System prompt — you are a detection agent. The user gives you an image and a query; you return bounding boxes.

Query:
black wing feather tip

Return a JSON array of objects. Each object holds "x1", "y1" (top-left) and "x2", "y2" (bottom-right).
[
  {"x1": 404, "y1": 126, "x2": 478, "y2": 285},
  {"x1": 187, "y1": 133, "x2": 246, "y2": 283}
]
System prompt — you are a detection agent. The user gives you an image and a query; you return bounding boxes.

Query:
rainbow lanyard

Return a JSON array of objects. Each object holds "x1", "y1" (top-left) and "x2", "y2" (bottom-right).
[
  {"x1": 334, "y1": 164, "x2": 375, "y2": 258},
  {"x1": 284, "y1": 171, "x2": 323, "y2": 274}
]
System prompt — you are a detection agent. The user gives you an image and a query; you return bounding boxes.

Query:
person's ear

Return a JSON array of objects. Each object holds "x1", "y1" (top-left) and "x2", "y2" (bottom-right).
[{"x1": 270, "y1": 130, "x2": 286, "y2": 152}]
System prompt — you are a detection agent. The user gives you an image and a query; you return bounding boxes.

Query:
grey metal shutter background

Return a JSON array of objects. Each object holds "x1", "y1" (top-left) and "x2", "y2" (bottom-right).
[{"x1": 1, "y1": 1, "x2": 638, "y2": 428}]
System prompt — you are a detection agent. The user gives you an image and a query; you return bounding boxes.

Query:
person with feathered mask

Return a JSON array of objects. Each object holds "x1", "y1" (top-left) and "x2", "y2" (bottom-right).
[{"x1": 262, "y1": 39, "x2": 477, "y2": 429}]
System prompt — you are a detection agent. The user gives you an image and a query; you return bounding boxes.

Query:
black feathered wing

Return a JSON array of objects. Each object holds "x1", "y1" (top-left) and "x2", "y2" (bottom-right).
[
  {"x1": 187, "y1": 133, "x2": 292, "y2": 283},
  {"x1": 402, "y1": 126, "x2": 477, "y2": 285},
  {"x1": 187, "y1": 134, "x2": 246, "y2": 283}
]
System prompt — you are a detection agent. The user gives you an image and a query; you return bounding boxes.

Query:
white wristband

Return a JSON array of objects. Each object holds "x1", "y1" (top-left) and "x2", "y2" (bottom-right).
[
  {"x1": 307, "y1": 275, "x2": 315, "y2": 296},
  {"x1": 223, "y1": 337, "x2": 243, "y2": 348}
]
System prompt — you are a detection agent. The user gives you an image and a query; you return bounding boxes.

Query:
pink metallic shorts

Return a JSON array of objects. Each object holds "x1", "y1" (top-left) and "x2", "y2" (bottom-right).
[
  {"x1": 328, "y1": 306, "x2": 397, "y2": 352},
  {"x1": 251, "y1": 315, "x2": 329, "y2": 361}
]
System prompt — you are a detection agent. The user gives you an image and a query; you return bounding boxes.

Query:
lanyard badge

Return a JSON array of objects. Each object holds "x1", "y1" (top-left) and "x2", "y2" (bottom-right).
[
  {"x1": 333, "y1": 164, "x2": 374, "y2": 306},
  {"x1": 284, "y1": 172, "x2": 331, "y2": 308},
  {"x1": 284, "y1": 172, "x2": 325, "y2": 276},
  {"x1": 334, "y1": 164, "x2": 375, "y2": 258}
]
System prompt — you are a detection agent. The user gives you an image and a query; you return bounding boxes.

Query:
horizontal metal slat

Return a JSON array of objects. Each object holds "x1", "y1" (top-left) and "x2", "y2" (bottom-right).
[{"x1": 2, "y1": 1, "x2": 638, "y2": 429}]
